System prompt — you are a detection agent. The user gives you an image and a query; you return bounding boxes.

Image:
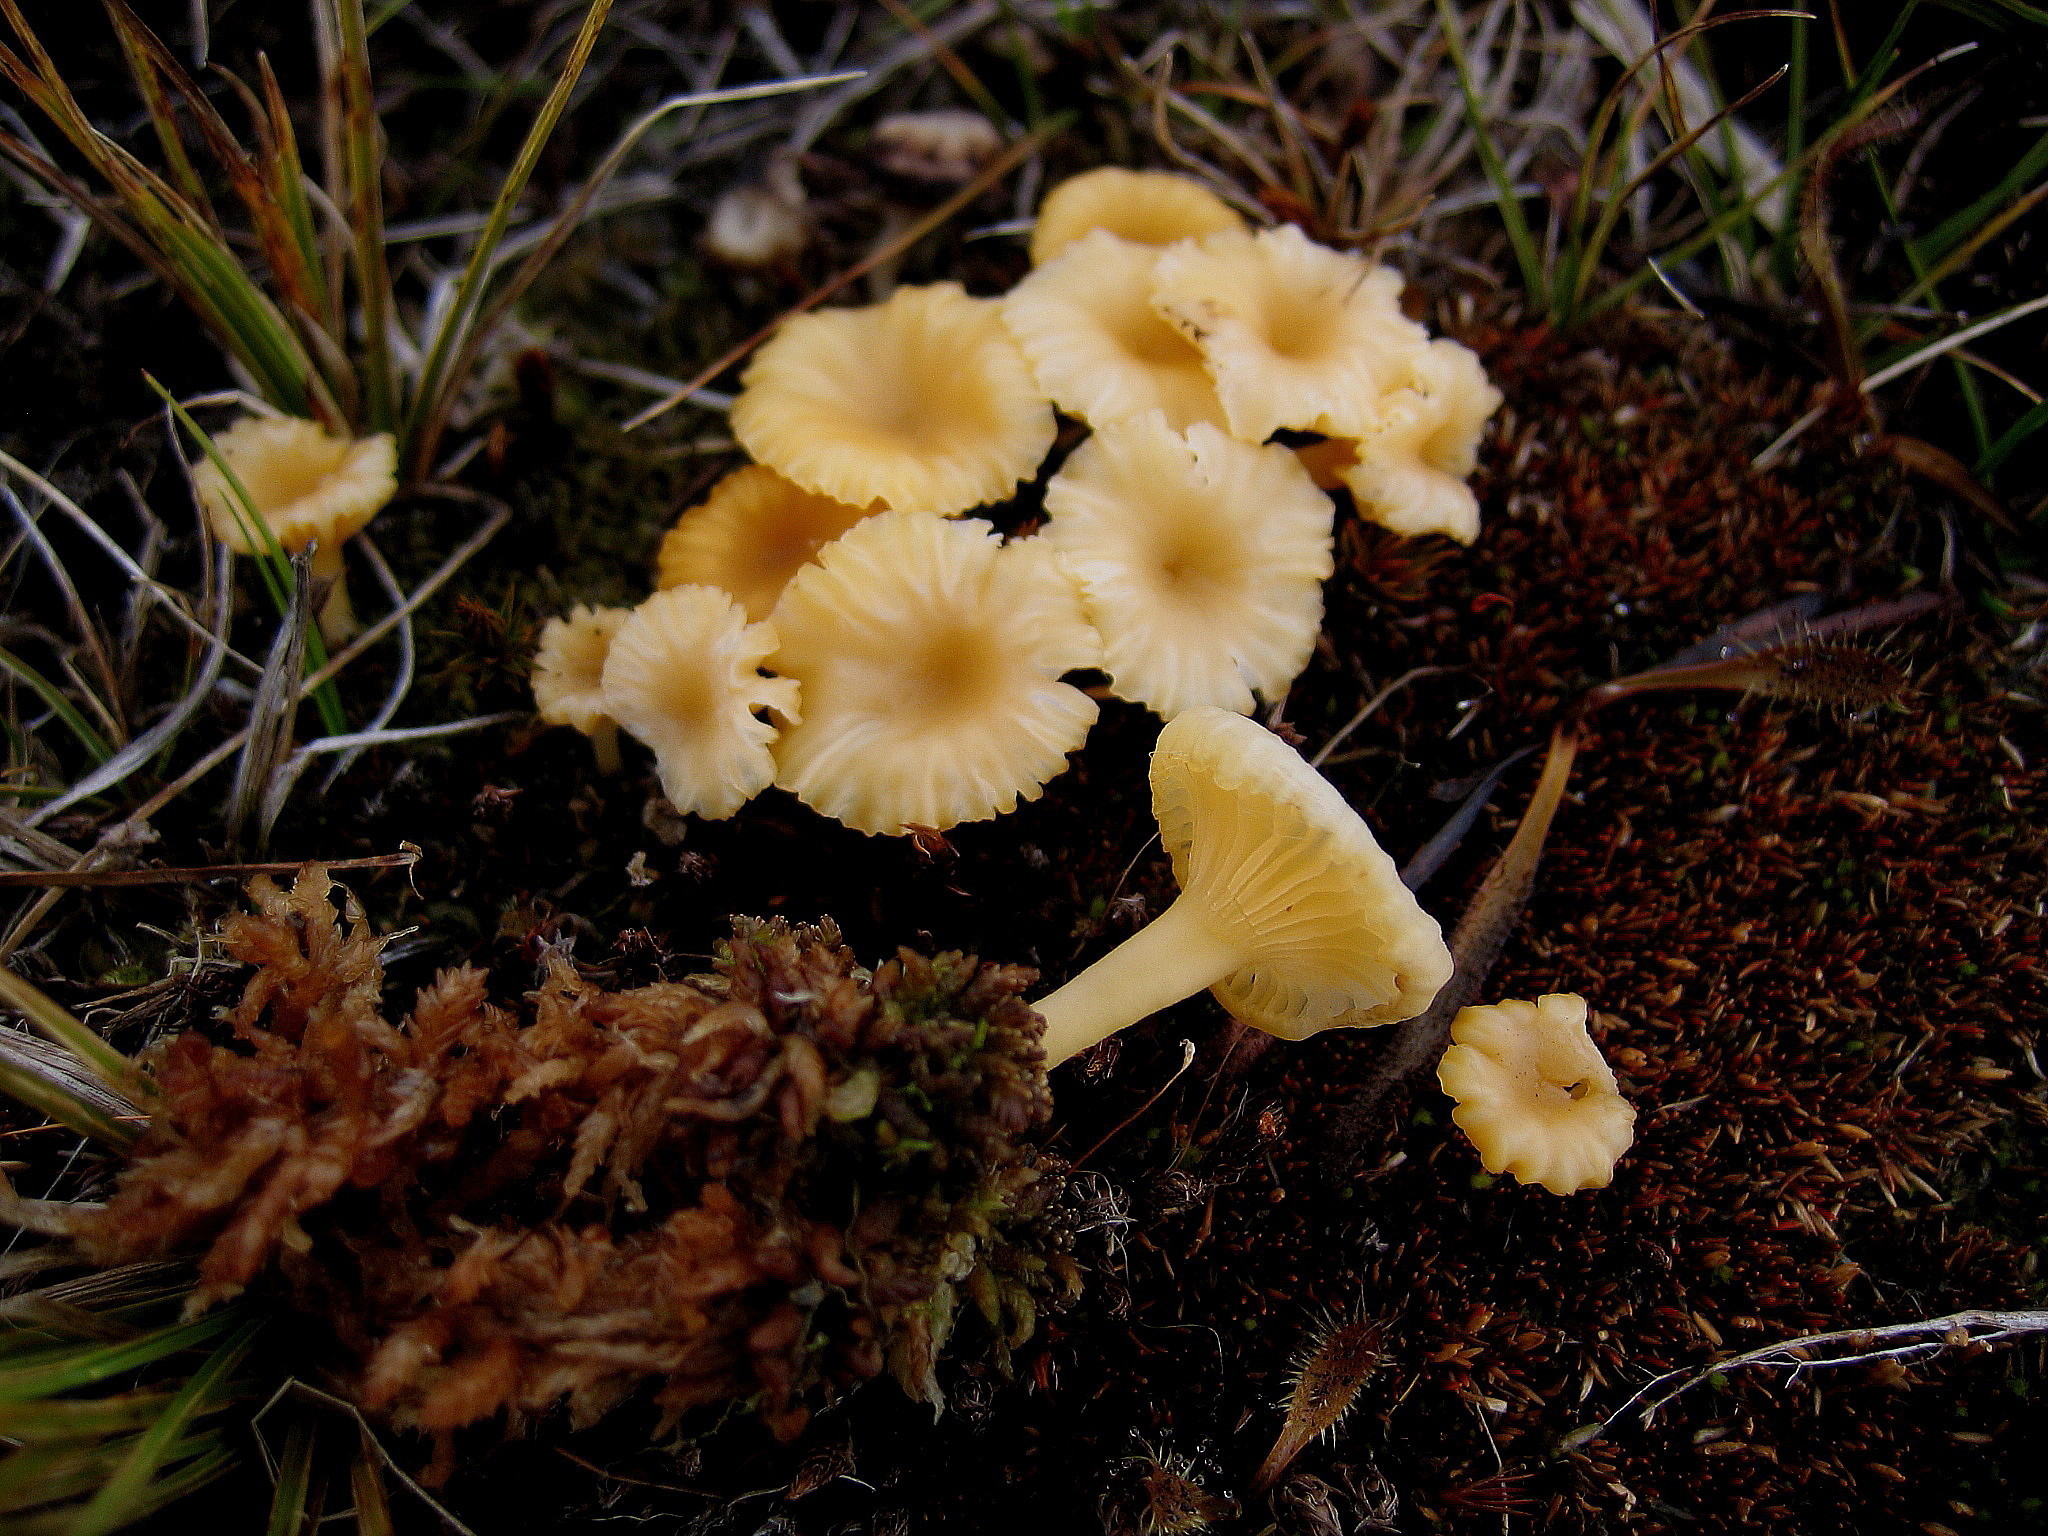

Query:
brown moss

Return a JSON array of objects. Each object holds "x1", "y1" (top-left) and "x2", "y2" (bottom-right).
[{"x1": 79, "y1": 869, "x2": 1065, "y2": 1457}]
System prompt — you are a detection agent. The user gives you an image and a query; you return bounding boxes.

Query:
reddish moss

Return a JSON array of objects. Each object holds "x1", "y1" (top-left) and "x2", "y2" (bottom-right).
[{"x1": 81, "y1": 870, "x2": 1065, "y2": 1459}]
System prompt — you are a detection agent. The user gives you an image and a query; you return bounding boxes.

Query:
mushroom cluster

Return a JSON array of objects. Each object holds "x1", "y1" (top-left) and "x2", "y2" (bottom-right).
[{"x1": 532, "y1": 167, "x2": 1500, "y2": 838}]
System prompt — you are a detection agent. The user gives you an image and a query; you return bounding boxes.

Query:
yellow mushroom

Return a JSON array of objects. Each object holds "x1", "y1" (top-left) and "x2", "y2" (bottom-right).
[
  {"x1": 1030, "y1": 167, "x2": 1244, "y2": 266},
  {"x1": 192, "y1": 414, "x2": 397, "y2": 643},
  {"x1": 1150, "y1": 225, "x2": 1429, "y2": 445},
  {"x1": 532, "y1": 604, "x2": 633, "y2": 773},
  {"x1": 1034, "y1": 707, "x2": 1452, "y2": 1065},
  {"x1": 1436, "y1": 993, "x2": 1637, "y2": 1195},
  {"x1": 656, "y1": 464, "x2": 879, "y2": 621},
  {"x1": 1326, "y1": 339, "x2": 1503, "y2": 544},
  {"x1": 1001, "y1": 229, "x2": 1227, "y2": 433},
  {"x1": 1040, "y1": 412, "x2": 1333, "y2": 719},
  {"x1": 767, "y1": 509, "x2": 1100, "y2": 836},
  {"x1": 729, "y1": 282, "x2": 1055, "y2": 517},
  {"x1": 599, "y1": 586, "x2": 799, "y2": 821}
]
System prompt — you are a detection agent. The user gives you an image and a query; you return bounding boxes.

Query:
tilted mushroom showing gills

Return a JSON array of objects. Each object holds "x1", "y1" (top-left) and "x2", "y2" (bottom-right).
[
  {"x1": 1437, "y1": 993, "x2": 1636, "y2": 1195},
  {"x1": 1033, "y1": 708, "x2": 1453, "y2": 1066}
]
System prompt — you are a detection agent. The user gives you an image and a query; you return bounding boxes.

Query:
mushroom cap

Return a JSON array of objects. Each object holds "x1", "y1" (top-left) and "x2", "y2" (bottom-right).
[
  {"x1": 1002, "y1": 230, "x2": 1227, "y2": 433},
  {"x1": 1337, "y1": 338, "x2": 1502, "y2": 544},
  {"x1": 1436, "y1": 993, "x2": 1636, "y2": 1195},
  {"x1": 193, "y1": 415, "x2": 397, "y2": 558},
  {"x1": 1030, "y1": 167, "x2": 1244, "y2": 266},
  {"x1": 1151, "y1": 225, "x2": 1430, "y2": 444},
  {"x1": 1152, "y1": 707, "x2": 1453, "y2": 1038},
  {"x1": 730, "y1": 282, "x2": 1055, "y2": 517},
  {"x1": 1042, "y1": 413, "x2": 1333, "y2": 718},
  {"x1": 871, "y1": 108, "x2": 1003, "y2": 185},
  {"x1": 656, "y1": 465, "x2": 879, "y2": 620},
  {"x1": 533, "y1": 604, "x2": 633, "y2": 737},
  {"x1": 768, "y1": 509, "x2": 1100, "y2": 836},
  {"x1": 599, "y1": 586, "x2": 800, "y2": 821}
]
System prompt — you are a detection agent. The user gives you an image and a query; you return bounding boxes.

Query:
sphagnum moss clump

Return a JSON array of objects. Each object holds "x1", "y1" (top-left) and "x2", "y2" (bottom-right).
[{"x1": 70, "y1": 870, "x2": 1067, "y2": 1469}]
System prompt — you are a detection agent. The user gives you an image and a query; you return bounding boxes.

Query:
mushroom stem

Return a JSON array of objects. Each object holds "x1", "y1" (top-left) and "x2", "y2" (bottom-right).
[
  {"x1": 589, "y1": 722, "x2": 622, "y2": 776},
  {"x1": 309, "y1": 539, "x2": 358, "y2": 646},
  {"x1": 1033, "y1": 898, "x2": 1244, "y2": 1066}
]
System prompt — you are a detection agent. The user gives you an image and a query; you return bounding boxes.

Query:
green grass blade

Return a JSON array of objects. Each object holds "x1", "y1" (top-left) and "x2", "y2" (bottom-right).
[
  {"x1": 0, "y1": 967, "x2": 148, "y2": 1114},
  {"x1": 100, "y1": 1, "x2": 214, "y2": 221},
  {"x1": 71, "y1": 1319, "x2": 262, "y2": 1536},
  {"x1": 1912, "y1": 129, "x2": 2048, "y2": 269},
  {"x1": 1431, "y1": 0, "x2": 1544, "y2": 312},
  {"x1": 328, "y1": 0, "x2": 397, "y2": 435},
  {"x1": 0, "y1": 1315, "x2": 235, "y2": 1404},
  {"x1": 1977, "y1": 399, "x2": 2048, "y2": 484},
  {"x1": 0, "y1": 648, "x2": 112, "y2": 766},
  {"x1": 0, "y1": 1394, "x2": 175, "y2": 1442},
  {"x1": 264, "y1": 1418, "x2": 317, "y2": 1536},
  {"x1": 401, "y1": 0, "x2": 615, "y2": 475},
  {"x1": 0, "y1": 1051, "x2": 138, "y2": 1150}
]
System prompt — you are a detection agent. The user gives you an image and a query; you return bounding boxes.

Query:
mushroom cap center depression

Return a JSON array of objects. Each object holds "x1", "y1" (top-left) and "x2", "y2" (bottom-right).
[
  {"x1": 901, "y1": 621, "x2": 1006, "y2": 727},
  {"x1": 1259, "y1": 283, "x2": 1345, "y2": 362},
  {"x1": 241, "y1": 435, "x2": 353, "y2": 509},
  {"x1": 1148, "y1": 520, "x2": 1246, "y2": 605},
  {"x1": 847, "y1": 342, "x2": 1008, "y2": 453},
  {"x1": 1109, "y1": 304, "x2": 1211, "y2": 370}
]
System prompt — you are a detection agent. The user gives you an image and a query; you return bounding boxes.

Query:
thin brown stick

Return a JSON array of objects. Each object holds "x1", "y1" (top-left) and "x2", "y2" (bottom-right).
[{"x1": 0, "y1": 848, "x2": 417, "y2": 889}]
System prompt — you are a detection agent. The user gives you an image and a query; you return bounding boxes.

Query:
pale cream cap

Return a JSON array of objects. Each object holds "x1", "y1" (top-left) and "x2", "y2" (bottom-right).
[
  {"x1": 1437, "y1": 993, "x2": 1637, "y2": 1195},
  {"x1": 768, "y1": 510, "x2": 1100, "y2": 835},
  {"x1": 730, "y1": 282, "x2": 1055, "y2": 517},
  {"x1": 1337, "y1": 338, "x2": 1502, "y2": 543},
  {"x1": 533, "y1": 604, "x2": 633, "y2": 738},
  {"x1": 1042, "y1": 413, "x2": 1332, "y2": 718},
  {"x1": 1151, "y1": 225, "x2": 1430, "y2": 444},
  {"x1": 193, "y1": 415, "x2": 396, "y2": 560},
  {"x1": 1002, "y1": 230, "x2": 1226, "y2": 433},
  {"x1": 599, "y1": 586, "x2": 800, "y2": 820},
  {"x1": 1153, "y1": 707, "x2": 1453, "y2": 1038},
  {"x1": 656, "y1": 464, "x2": 878, "y2": 621},
  {"x1": 1030, "y1": 167, "x2": 1244, "y2": 266}
]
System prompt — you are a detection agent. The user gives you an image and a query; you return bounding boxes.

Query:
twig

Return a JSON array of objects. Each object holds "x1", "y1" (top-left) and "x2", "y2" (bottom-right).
[
  {"x1": 1566, "y1": 1308, "x2": 2048, "y2": 1450},
  {"x1": 1073, "y1": 1038, "x2": 1197, "y2": 1169},
  {"x1": 0, "y1": 848, "x2": 418, "y2": 889}
]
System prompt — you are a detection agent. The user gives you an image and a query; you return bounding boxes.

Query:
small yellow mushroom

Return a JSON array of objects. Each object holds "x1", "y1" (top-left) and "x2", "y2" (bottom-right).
[
  {"x1": 730, "y1": 282, "x2": 1055, "y2": 518},
  {"x1": 532, "y1": 604, "x2": 633, "y2": 773},
  {"x1": 1150, "y1": 225, "x2": 1430, "y2": 445},
  {"x1": 656, "y1": 464, "x2": 878, "y2": 621},
  {"x1": 1002, "y1": 229, "x2": 1227, "y2": 433},
  {"x1": 1029, "y1": 167, "x2": 1244, "y2": 266},
  {"x1": 1327, "y1": 339, "x2": 1503, "y2": 544},
  {"x1": 1437, "y1": 993, "x2": 1637, "y2": 1195},
  {"x1": 192, "y1": 415, "x2": 397, "y2": 643},
  {"x1": 600, "y1": 586, "x2": 799, "y2": 821},
  {"x1": 767, "y1": 509, "x2": 1100, "y2": 836},
  {"x1": 1040, "y1": 412, "x2": 1333, "y2": 719}
]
